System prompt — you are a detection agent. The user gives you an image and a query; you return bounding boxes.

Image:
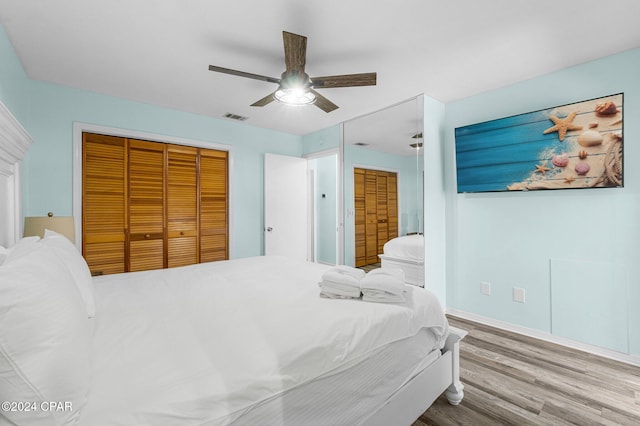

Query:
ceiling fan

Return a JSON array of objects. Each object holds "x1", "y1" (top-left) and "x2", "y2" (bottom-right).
[{"x1": 208, "y1": 31, "x2": 377, "y2": 113}]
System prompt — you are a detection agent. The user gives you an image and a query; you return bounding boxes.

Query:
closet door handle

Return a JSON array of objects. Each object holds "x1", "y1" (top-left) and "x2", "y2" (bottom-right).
[{"x1": 144, "y1": 233, "x2": 151, "y2": 239}]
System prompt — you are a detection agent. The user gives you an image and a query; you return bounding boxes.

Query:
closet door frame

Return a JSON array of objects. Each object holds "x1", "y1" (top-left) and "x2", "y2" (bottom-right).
[{"x1": 72, "y1": 122, "x2": 233, "y2": 257}]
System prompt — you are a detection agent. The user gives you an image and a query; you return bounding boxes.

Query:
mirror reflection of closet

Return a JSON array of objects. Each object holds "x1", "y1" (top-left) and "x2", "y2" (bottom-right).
[{"x1": 342, "y1": 95, "x2": 424, "y2": 267}]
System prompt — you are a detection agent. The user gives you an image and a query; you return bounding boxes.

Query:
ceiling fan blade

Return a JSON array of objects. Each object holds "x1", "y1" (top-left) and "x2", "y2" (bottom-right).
[
  {"x1": 208, "y1": 65, "x2": 280, "y2": 85},
  {"x1": 310, "y1": 89, "x2": 338, "y2": 113},
  {"x1": 251, "y1": 92, "x2": 276, "y2": 107},
  {"x1": 283, "y1": 31, "x2": 307, "y2": 73},
  {"x1": 311, "y1": 72, "x2": 377, "y2": 89}
]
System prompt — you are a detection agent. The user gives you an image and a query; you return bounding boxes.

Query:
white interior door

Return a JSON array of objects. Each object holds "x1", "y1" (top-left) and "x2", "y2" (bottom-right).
[{"x1": 264, "y1": 153, "x2": 308, "y2": 260}]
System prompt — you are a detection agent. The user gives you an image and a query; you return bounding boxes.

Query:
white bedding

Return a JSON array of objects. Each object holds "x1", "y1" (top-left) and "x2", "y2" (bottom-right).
[
  {"x1": 80, "y1": 255, "x2": 448, "y2": 425},
  {"x1": 383, "y1": 234, "x2": 424, "y2": 262},
  {"x1": 234, "y1": 329, "x2": 442, "y2": 425}
]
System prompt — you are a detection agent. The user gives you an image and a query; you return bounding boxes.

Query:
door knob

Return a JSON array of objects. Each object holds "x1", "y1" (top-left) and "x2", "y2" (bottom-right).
[{"x1": 266, "y1": 227, "x2": 273, "y2": 232}]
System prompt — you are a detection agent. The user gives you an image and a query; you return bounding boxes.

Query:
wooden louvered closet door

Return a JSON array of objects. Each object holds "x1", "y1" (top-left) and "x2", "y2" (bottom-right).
[
  {"x1": 128, "y1": 140, "x2": 166, "y2": 272},
  {"x1": 199, "y1": 149, "x2": 228, "y2": 262},
  {"x1": 354, "y1": 167, "x2": 398, "y2": 267},
  {"x1": 167, "y1": 144, "x2": 198, "y2": 268},
  {"x1": 82, "y1": 132, "x2": 228, "y2": 276},
  {"x1": 82, "y1": 134, "x2": 126, "y2": 275}
]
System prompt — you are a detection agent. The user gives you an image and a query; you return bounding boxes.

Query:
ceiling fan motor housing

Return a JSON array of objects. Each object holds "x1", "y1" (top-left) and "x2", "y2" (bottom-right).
[{"x1": 280, "y1": 70, "x2": 312, "y2": 91}]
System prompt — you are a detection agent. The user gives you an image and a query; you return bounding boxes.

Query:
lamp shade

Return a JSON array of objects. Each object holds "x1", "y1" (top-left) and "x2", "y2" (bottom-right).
[{"x1": 23, "y1": 214, "x2": 76, "y2": 243}]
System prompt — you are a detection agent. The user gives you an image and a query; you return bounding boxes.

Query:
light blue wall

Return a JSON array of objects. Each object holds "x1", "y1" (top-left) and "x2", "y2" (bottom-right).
[
  {"x1": 310, "y1": 154, "x2": 337, "y2": 264},
  {"x1": 303, "y1": 126, "x2": 340, "y2": 265},
  {"x1": 444, "y1": 48, "x2": 640, "y2": 356},
  {"x1": 0, "y1": 26, "x2": 31, "y2": 125},
  {"x1": 343, "y1": 145, "x2": 420, "y2": 266},
  {"x1": 0, "y1": 25, "x2": 302, "y2": 259},
  {"x1": 423, "y1": 96, "x2": 447, "y2": 305},
  {"x1": 301, "y1": 125, "x2": 340, "y2": 155}
]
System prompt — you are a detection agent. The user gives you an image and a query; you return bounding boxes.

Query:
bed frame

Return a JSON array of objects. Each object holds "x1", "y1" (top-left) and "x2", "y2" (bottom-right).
[
  {"x1": 365, "y1": 327, "x2": 466, "y2": 425},
  {"x1": 0, "y1": 101, "x2": 465, "y2": 425}
]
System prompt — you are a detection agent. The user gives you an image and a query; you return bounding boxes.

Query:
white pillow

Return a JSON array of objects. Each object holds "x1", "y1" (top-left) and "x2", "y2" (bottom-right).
[
  {"x1": 3, "y1": 235, "x2": 41, "y2": 263},
  {"x1": 42, "y1": 229, "x2": 96, "y2": 318},
  {"x1": 0, "y1": 244, "x2": 93, "y2": 425}
]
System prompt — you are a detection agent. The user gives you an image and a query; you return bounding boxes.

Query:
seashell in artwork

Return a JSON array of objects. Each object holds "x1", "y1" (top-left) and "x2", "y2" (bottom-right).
[
  {"x1": 578, "y1": 130, "x2": 603, "y2": 147},
  {"x1": 552, "y1": 154, "x2": 569, "y2": 167},
  {"x1": 575, "y1": 162, "x2": 590, "y2": 176},
  {"x1": 578, "y1": 150, "x2": 588, "y2": 160},
  {"x1": 595, "y1": 101, "x2": 618, "y2": 116}
]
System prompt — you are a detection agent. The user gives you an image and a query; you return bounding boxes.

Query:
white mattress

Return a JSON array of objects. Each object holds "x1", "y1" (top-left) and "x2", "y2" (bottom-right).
[
  {"x1": 383, "y1": 235, "x2": 424, "y2": 262},
  {"x1": 80, "y1": 256, "x2": 448, "y2": 425}
]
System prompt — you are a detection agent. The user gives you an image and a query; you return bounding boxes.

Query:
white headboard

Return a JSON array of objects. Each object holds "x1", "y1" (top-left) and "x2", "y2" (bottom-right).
[{"x1": 0, "y1": 100, "x2": 33, "y2": 247}]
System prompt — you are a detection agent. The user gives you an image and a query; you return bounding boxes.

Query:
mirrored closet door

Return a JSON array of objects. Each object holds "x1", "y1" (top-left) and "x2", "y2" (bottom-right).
[{"x1": 342, "y1": 95, "x2": 424, "y2": 267}]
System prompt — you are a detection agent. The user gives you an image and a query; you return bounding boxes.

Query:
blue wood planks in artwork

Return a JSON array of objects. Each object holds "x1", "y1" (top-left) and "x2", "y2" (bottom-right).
[{"x1": 455, "y1": 110, "x2": 557, "y2": 192}]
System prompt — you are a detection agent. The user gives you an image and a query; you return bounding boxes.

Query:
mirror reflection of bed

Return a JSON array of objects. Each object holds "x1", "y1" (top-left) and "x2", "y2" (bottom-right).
[{"x1": 379, "y1": 233, "x2": 425, "y2": 286}]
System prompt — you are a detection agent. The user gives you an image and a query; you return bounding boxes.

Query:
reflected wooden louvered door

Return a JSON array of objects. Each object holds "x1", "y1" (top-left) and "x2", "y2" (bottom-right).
[
  {"x1": 354, "y1": 169, "x2": 366, "y2": 267},
  {"x1": 353, "y1": 168, "x2": 399, "y2": 267},
  {"x1": 365, "y1": 169, "x2": 379, "y2": 265},
  {"x1": 128, "y1": 140, "x2": 165, "y2": 272},
  {"x1": 167, "y1": 144, "x2": 199, "y2": 267},
  {"x1": 376, "y1": 173, "x2": 389, "y2": 255},
  {"x1": 82, "y1": 133, "x2": 126, "y2": 275},
  {"x1": 199, "y1": 149, "x2": 228, "y2": 262},
  {"x1": 387, "y1": 173, "x2": 398, "y2": 241}
]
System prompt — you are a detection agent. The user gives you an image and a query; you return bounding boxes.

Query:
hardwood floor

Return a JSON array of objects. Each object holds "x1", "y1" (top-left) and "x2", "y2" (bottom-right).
[{"x1": 413, "y1": 315, "x2": 640, "y2": 426}]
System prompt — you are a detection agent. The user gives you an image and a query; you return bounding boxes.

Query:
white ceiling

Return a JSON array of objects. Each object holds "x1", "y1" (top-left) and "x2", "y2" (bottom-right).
[
  {"x1": 344, "y1": 96, "x2": 424, "y2": 157},
  {"x1": 1, "y1": 0, "x2": 639, "y2": 139}
]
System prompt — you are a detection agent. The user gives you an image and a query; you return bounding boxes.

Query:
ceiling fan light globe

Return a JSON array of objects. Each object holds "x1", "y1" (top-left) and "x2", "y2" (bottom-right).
[{"x1": 274, "y1": 87, "x2": 316, "y2": 106}]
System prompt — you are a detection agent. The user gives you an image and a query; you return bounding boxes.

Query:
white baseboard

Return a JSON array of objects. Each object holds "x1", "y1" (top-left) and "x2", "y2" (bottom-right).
[{"x1": 446, "y1": 308, "x2": 640, "y2": 368}]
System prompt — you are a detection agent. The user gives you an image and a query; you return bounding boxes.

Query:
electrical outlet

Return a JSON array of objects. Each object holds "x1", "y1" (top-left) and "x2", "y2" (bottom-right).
[
  {"x1": 513, "y1": 287, "x2": 526, "y2": 303},
  {"x1": 481, "y1": 281, "x2": 491, "y2": 296}
]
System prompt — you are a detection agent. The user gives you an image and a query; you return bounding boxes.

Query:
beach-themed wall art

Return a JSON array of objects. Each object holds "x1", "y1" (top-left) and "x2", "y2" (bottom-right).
[{"x1": 454, "y1": 93, "x2": 623, "y2": 193}]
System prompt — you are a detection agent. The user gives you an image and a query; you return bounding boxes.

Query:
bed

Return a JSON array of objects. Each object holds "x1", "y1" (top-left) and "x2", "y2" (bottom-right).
[
  {"x1": 0, "y1": 235, "x2": 464, "y2": 425},
  {"x1": 379, "y1": 234, "x2": 425, "y2": 287},
  {"x1": 0, "y1": 105, "x2": 464, "y2": 425}
]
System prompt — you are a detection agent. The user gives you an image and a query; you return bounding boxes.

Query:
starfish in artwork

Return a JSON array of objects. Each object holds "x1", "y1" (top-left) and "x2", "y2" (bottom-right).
[
  {"x1": 534, "y1": 162, "x2": 550, "y2": 175},
  {"x1": 543, "y1": 111, "x2": 583, "y2": 141},
  {"x1": 564, "y1": 176, "x2": 575, "y2": 184}
]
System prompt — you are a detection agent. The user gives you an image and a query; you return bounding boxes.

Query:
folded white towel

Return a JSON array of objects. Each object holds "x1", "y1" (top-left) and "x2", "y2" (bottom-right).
[
  {"x1": 362, "y1": 288, "x2": 406, "y2": 304},
  {"x1": 360, "y1": 268, "x2": 405, "y2": 294},
  {"x1": 321, "y1": 271, "x2": 360, "y2": 288},
  {"x1": 360, "y1": 267, "x2": 406, "y2": 303},
  {"x1": 318, "y1": 280, "x2": 362, "y2": 298},
  {"x1": 320, "y1": 288, "x2": 361, "y2": 299},
  {"x1": 319, "y1": 265, "x2": 365, "y2": 299},
  {"x1": 321, "y1": 266, "x2": 365, "y2": 284}
]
